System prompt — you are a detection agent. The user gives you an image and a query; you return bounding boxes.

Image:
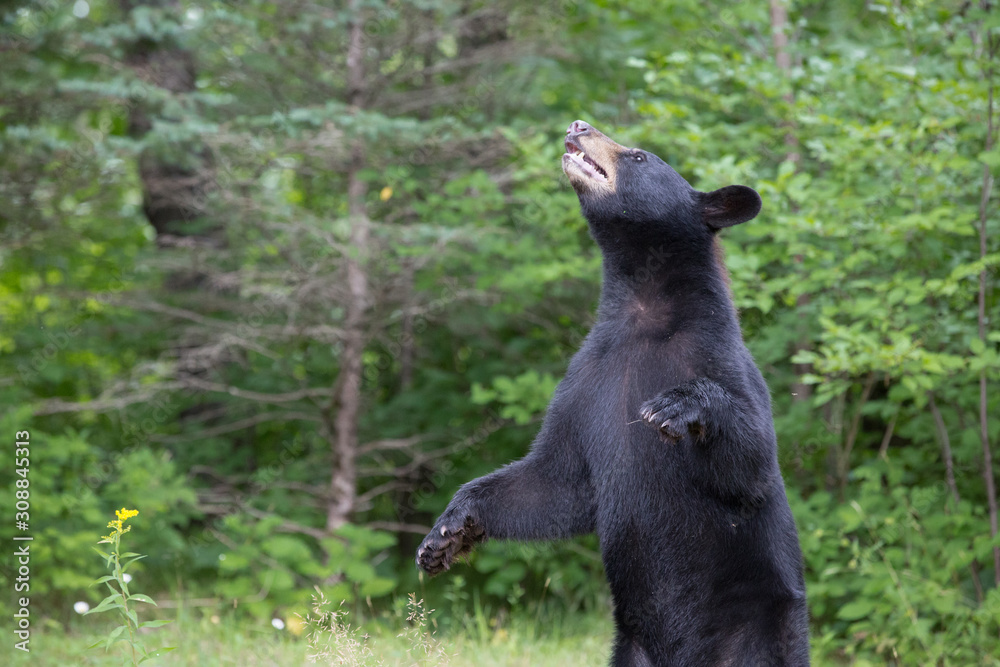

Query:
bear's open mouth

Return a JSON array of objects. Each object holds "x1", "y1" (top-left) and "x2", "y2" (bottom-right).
[{"x1": 564, "y1": 138, "x2": 608, "y2": 182}]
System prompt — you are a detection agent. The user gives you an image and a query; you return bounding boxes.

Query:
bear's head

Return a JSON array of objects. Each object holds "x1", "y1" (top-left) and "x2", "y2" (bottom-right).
[{"x1": 562, "y1": 120, "x2": 761, "y2": 259}]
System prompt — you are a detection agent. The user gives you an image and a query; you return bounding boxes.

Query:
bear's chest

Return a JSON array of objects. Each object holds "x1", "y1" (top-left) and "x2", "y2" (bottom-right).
[
  {"x1": 566, "y1": 333, "x2": 698, "y2": 493},
  {"x1": 562, "y1": 340, "x2": 720, "y2": 572}
]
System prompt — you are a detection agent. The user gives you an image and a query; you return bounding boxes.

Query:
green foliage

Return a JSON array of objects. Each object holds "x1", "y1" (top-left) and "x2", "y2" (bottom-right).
[
  {"x1": 796, "y1": 457, "x2": 1000, "y2": 664},
  {"x1": 471, "y1": 371, "x2": 560, "y2": 425},
  {"x1": 470, "y1": 538, "x2": 605, "y2": 612},
  {"x1": 0, "y1": 411, "x2": 196, "y2": 610},
  {"x1": 213, "y1": 517, "x2": 398, "y2": 618}
]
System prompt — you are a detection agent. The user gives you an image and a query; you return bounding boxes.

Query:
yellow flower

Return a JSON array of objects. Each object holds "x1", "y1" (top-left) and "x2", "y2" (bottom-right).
[
  {"x1": 117, "y1": 508, "x2": 139, "y2": 522},
  {"x1": 101, "y1": 508, "x2": 138, "y2": 541}
]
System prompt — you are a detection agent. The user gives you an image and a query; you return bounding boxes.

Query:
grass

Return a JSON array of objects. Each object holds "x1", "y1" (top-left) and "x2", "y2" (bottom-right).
[{"x1": 3, "y1": 596, "x2": 614, "y2": 667}]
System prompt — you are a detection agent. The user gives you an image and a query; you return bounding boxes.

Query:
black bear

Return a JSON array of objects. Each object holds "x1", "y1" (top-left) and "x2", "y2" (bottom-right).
[{"x1": 417, "y1": 121, "x2": 809, "y2": 666}]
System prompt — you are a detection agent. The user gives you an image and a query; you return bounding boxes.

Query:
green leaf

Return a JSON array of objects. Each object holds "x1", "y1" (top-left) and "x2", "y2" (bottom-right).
[
  {"x1": 359, "y1": 576, "x2": 396, "y2": 598},
  {"x1": 104, "y1": 624, "x2": 127, "y2": 651},
  {"x1": 978, "y1": 148, "x2": 1000, "y2": 172},
  {"x1": 837, "y1": 599, "x2": 875, "y2": 621},
  {"x1": 83, "y1": 597, "x2": 123, "y2": 615},
  {"x1": 121, "y1": 555, "x2": 148, "y2": 571},
  {"x1": 138, "y1": 619, "x2": 173, "y2": 629},
  {"x1": 129, "y1": 594, "x2": 157, "y2": 605},
  {"x1": 138, "y1": 647, "x2": 178, "y2": 663},
  {"x1": 92, "y1": 546, "x2": 114, "y2": 567}
]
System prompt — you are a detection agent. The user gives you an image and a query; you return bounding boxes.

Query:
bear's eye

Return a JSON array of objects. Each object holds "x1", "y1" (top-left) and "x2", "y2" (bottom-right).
[{"x1": 633, "y1": 152, "x2": 644, "y2": 162}]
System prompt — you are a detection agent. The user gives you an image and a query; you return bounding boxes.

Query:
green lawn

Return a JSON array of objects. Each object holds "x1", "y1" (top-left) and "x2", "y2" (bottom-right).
[{"x1": 3, "y1": 607, "x2": 615, "y2": 666}]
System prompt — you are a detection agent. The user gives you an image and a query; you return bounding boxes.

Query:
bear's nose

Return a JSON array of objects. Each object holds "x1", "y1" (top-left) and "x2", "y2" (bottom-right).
[{"x1": 567, "y1": 120, "x2": 591, "y2": 136}]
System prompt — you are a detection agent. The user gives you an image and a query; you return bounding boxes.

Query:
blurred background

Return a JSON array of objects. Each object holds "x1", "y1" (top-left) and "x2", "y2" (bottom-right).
[{"x1": 1, "y1": 0, "x2": 999, "y2": 664}]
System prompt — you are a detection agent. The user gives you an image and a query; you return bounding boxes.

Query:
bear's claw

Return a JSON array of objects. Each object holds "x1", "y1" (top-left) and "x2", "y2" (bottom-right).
[
  {"x1": 639, "y1": 392, "x2": 705, "y2": 443},
  {"x1": 416, "y1": 513, "x2": 485, "y2": 575}
]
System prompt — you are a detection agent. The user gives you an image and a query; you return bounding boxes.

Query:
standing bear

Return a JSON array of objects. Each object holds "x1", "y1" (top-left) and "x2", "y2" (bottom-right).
[{"x1": 417, "y1": 121, "x2": 809, "y2": 666}]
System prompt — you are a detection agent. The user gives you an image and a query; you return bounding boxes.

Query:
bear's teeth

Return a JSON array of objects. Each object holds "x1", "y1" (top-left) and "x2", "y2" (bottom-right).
[{"x1": 576, "y1": 151, "x2": 585, "y2": 158}]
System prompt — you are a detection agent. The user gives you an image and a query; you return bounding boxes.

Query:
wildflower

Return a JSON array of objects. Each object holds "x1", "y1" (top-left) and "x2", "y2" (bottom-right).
[
  {"x1": 89, "y1": 506, "x2": 172, "y2": 664},
  {"x1": 101, "y1": 507, "x2": 139, "y2": 543}
]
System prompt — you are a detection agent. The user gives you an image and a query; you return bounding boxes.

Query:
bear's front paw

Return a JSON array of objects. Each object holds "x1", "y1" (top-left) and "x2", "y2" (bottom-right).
[
  {"x1": 415, "y1": 511, "x2": 485, "y2": 576},
  {"x1": 639, "y1": 392, "x2": 705, "y2": 443}
]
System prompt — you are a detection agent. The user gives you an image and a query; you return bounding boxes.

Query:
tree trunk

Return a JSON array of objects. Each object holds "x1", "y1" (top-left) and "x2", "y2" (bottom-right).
[
  {"x1": 326, "y1": 1, "x2": 370, "y2": 532},
  {"x1": 119, "y1": 0, "x2": 209, "y2": 240},
  {"x1": 769, "y1": 0, "x2": 799, "y2": 164},
  {"x1": 399, "y1": 261, "x2": 416, "y2": 390},
  {"x1": 769, "y1": 0, "x2": 813, "y2": 423},
  {"x1": 976, "y1": 27, "x2": 998, "y2": 586}
]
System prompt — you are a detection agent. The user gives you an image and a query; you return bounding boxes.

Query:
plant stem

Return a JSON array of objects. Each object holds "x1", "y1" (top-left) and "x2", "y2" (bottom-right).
[
  {"x1": 114, "y1": 534, "x2": 139, "y2": 666},
  {"x1": 839, "y1": 372, "x2": 876, "y2": 497},
  {"x1": 929, "y1": 392, "x2": 985, "y2": 603}
]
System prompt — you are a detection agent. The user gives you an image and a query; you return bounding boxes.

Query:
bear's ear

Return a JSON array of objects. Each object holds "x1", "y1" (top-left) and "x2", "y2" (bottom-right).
[{"x1": 699, "y1": 185, "x2": 761, "y2": 231}]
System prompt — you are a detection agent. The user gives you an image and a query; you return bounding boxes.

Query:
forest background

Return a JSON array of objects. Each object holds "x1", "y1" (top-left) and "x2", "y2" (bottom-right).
[{"x1": 2, "y1": 0, "x2": 999, "y2": 665}]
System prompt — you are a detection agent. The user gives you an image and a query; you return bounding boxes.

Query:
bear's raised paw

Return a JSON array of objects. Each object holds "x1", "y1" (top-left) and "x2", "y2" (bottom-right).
[
  {"x1": 639, "y1": 391, "x2": 706, "y2": 443},
  {"x1": 416, "y1": 512, "x2": 485, "y2": 575}
]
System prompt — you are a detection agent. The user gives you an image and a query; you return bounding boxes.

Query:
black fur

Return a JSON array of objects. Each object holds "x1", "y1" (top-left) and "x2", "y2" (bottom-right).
[{"x1": 417, "y1": 121, "x2": 809, "y2": 666}]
